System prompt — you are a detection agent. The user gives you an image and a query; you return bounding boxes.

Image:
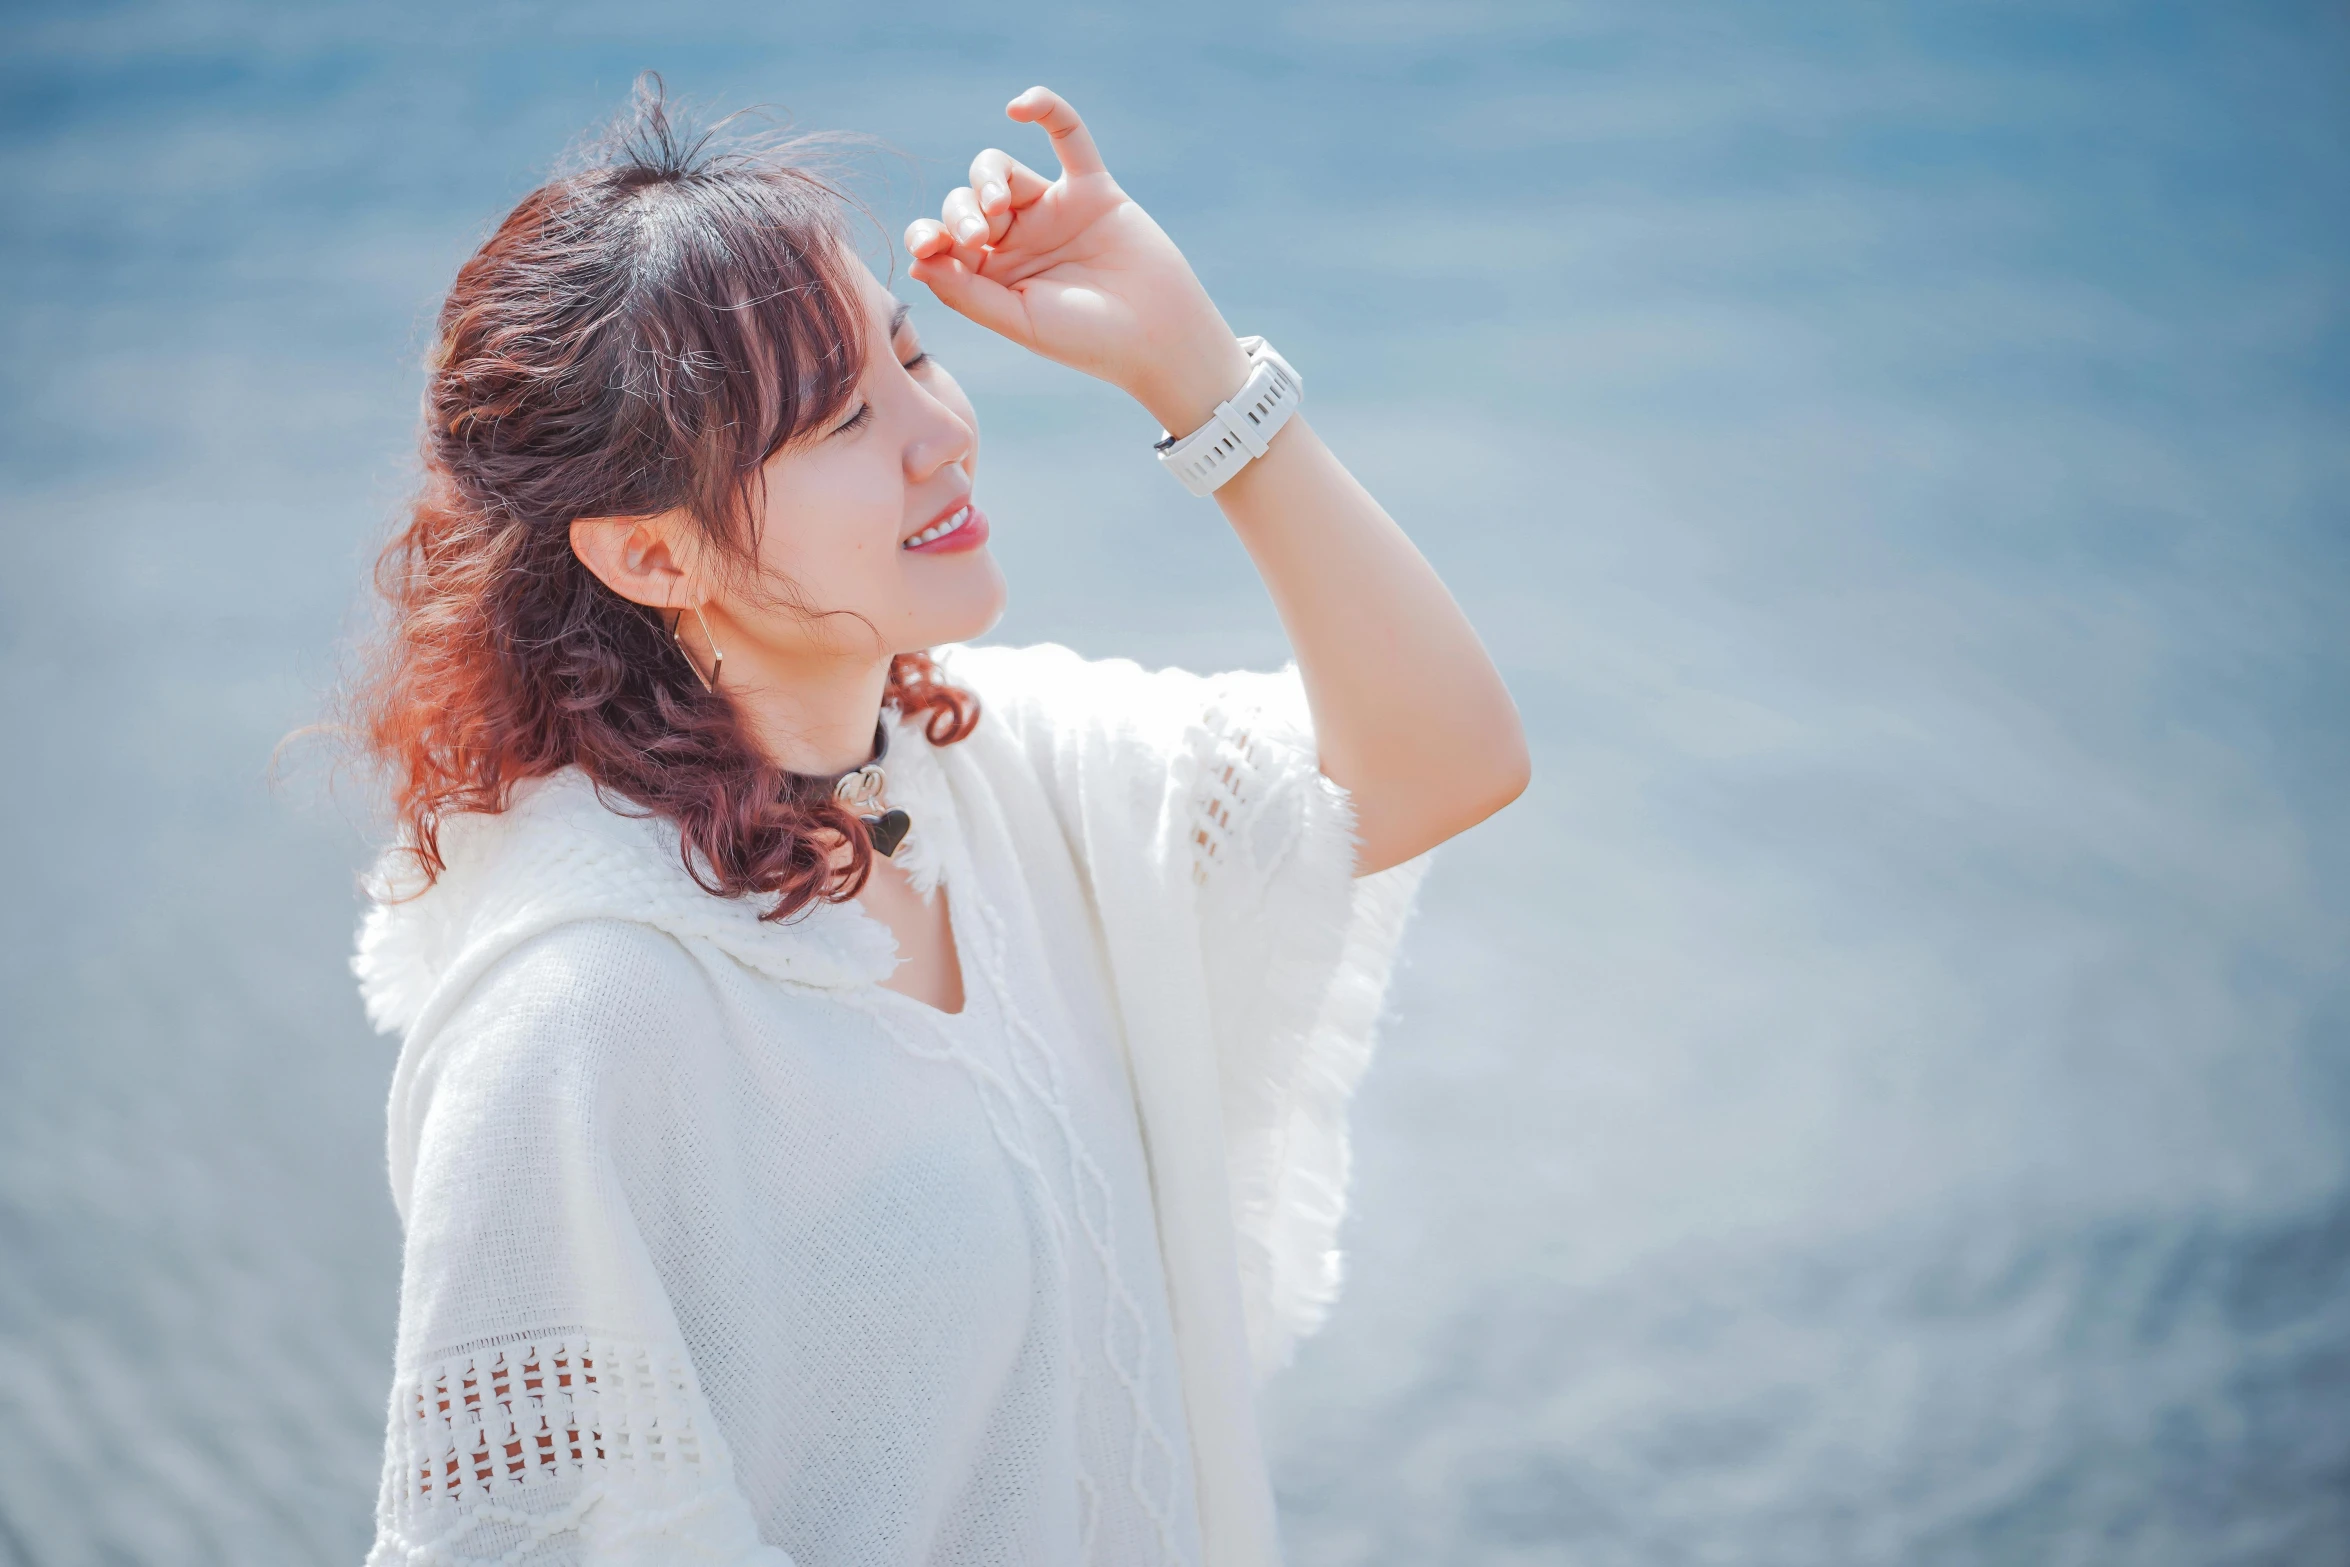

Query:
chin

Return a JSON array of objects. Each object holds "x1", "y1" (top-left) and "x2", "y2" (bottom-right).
[{"x1": 904, "y1": 561, "x2": 1008, "y2": 651}]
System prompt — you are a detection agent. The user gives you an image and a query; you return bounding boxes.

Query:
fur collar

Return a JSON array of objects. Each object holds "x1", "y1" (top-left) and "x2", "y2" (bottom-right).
[{"x1": 352, "y1": 707, "x2": 957, "y2": 1040}]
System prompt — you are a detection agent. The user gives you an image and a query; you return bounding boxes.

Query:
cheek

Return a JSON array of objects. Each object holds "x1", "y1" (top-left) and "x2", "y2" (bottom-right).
[{"x1": 753, "y1": 456, "x2": 907, "y2": 594}]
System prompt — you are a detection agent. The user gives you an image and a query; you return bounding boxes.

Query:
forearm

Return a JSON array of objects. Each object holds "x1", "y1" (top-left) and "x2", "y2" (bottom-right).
[
  {"x1": 903, "y1": 87, "x2": 1529, "y2": 875},
  {"x1": 1136, "y1": 356, "x2": 1529, "y2": 875}
]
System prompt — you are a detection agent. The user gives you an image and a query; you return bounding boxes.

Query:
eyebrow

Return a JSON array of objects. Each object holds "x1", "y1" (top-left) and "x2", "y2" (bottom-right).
[{"x1": 889, "y1": 302, "x2": 912, "y2": 338}]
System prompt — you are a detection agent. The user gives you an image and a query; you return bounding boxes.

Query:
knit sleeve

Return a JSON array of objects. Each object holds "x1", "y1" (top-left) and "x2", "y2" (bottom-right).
[
  {"x1": 369, "y1": 921, "x2": 791, "y2": 1567},
  {"x1": 1178, "y1": 665, "x2": 1436, "y2": 1375},
  {"x1": 937, "y1": 641, "x2": 1435, "y2": 1376}
]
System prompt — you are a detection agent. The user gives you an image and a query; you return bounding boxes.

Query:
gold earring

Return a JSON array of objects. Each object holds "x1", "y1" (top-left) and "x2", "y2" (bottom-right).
[{"x1": 673, "y1": 604, "x2": 724, "y2": 693}]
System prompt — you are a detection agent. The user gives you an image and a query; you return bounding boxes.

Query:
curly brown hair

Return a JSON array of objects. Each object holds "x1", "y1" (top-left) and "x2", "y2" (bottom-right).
[{"x1": 351, "y1": 80, "x2": 978, "y2": 921}]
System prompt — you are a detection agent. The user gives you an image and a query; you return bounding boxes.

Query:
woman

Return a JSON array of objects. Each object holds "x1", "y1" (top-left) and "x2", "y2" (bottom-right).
[{"x1": 352, "y1": 79, "x2": 1527, "y2": 1567}]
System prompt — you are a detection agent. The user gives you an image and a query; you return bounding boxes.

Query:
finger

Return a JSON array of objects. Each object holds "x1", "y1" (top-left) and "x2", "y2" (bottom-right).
[
  {"x1": 968, "y1": 148, "x2": 1053, "y2": 221},
  {"x1": 956, "y1": 159, "x2": 1013, "y2": 246},
  {"x1": 939, "y1": 186, "x2": 991, "y2": 266},
  {"x1": 1006, "y1": 85, "x2": 1107, "y2": 178},
  {"x1": 908, "y1": 251, "x2": 1032, "y2": 346},
  {"x1": 905, "y1": 218, "x2": 955, "y2": 261}
]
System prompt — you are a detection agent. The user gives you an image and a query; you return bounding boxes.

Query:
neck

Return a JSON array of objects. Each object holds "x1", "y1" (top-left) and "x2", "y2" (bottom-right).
[{"x1": 691, "y1": 617, "x2": 893, "y2": 777}]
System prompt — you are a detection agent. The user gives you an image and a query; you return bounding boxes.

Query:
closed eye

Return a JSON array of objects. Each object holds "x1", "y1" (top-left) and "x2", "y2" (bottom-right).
[{"x1": 832, "y1": 297, "x2": 934, "y2": 437}]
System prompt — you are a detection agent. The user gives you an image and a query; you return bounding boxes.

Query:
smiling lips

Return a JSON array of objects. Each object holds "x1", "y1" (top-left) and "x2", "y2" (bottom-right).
[{"x1": 901, "y1": 502, "x2": 989, "y2": 554}]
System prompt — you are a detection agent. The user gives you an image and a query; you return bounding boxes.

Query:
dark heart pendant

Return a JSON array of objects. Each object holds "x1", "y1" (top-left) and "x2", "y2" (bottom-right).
[{"x1": 861, "y1": 809, "x2": 912, "y2": 858}]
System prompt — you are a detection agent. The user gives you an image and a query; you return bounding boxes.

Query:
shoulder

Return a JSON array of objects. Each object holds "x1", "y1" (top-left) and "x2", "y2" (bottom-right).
[
  {"x1": 453, "y1": 916, "x2": 717, "y2": 1053},
  {"x1": 409, "y1": 918, "x2": 725, "y2": 1139},
  {"x1": 937, "y1": 639, "x2": 1320, "y2": 791},
  {"x1": 937, "y1": 639, "x2": 1137, "y2": 723},
  {"x1": 356, "y1": 768, "x2": 691, "y2": 1034},
  {"x1": 360, "y1": 766, "x2": 899, "y2": 1043},
  {"x1": 937, "y1": 639, "x2": 1224, "y2": 760}
]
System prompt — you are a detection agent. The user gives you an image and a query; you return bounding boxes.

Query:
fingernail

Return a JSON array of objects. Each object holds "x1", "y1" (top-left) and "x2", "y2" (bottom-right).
[
  {"x1": 983, "y1": 183, "x2": 1005, "y2": 208},
  {"x1": 957, "y1": 217, "x2": 987, "y2": 242}
]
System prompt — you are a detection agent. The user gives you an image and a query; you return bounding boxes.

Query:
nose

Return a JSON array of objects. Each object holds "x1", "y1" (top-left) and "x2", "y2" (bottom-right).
[{"x1": 904, "y1": 376, "x2": 976, "y2": 483}]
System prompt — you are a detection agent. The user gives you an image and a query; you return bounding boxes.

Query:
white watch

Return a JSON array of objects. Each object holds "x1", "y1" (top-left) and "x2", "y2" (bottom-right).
[{"x1": 1153, "y1": 336, "x2": 1304, "y2": 497}]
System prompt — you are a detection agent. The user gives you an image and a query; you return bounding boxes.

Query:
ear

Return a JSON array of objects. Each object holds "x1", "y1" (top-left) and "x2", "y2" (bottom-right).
[{"x1": 569, "y1": 510, "x2": 698, "y2": 611}]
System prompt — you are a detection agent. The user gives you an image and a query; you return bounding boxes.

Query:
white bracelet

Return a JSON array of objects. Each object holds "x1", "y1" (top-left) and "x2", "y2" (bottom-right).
[{"x1": 1153, "y1": 336, "x2": 1304, "y2": 497}]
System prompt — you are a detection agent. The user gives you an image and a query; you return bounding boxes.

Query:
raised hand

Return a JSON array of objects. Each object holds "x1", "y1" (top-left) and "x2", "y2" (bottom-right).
[
  {"x1": 907, "y1": 86, "x2": 1251, "y2": 439},
  {"x1": 911, "y1": 90, "x2": 1530, "y2": 877}
]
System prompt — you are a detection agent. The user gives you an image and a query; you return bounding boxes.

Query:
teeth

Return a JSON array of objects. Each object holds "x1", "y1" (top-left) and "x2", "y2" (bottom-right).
[{"x1": 904, "y1": 505, "x2": 971, "y2": 548}]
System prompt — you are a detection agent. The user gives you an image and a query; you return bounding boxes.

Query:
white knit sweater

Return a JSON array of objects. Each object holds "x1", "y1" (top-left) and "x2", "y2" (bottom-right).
[{"x1": 353, "y1": 641, "x2": 1432, "y2": 1567}]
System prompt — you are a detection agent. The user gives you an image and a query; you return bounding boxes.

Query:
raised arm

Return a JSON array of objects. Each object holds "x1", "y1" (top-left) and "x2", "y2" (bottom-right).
[{"x1": 908, "y1": 87, "x2": 1529, "y2": 876}]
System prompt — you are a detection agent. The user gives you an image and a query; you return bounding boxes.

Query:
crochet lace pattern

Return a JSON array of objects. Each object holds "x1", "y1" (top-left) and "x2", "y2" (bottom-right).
[{"x1": 376, "y1": 1335, "x2": 747, "y2": 1566}]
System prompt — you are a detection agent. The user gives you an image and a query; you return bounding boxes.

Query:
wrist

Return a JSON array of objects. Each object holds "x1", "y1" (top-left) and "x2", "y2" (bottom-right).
[
  {"x1": 1131, "y1": 327, "x2": 1254, "y2": 440},
  {"x1": 1148, "y1": 336, "x2": 1306, "y2": 498}
]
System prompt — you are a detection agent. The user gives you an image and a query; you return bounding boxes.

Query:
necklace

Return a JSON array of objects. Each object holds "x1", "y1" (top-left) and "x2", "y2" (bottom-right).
[{"x1": 798, "y1": 718, "x2": 912, "y2": 858}]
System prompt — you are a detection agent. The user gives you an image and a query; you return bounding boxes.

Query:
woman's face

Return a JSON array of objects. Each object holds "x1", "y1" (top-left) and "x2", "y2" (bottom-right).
[{"x1": 706, "y1": 254, "x2": 1006, "y2": 670}]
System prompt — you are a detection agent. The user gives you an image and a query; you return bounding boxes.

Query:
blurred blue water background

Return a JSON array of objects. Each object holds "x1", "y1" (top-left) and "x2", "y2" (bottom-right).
[{"x1": 2, "y1": 2, "x2": 2346, "y2": 1562}]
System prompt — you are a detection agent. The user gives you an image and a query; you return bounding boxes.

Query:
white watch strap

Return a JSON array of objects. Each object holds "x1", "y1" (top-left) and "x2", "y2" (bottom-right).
[{"x1": 1154, "y1": 336, "x2": 1305, "y2": 497}]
